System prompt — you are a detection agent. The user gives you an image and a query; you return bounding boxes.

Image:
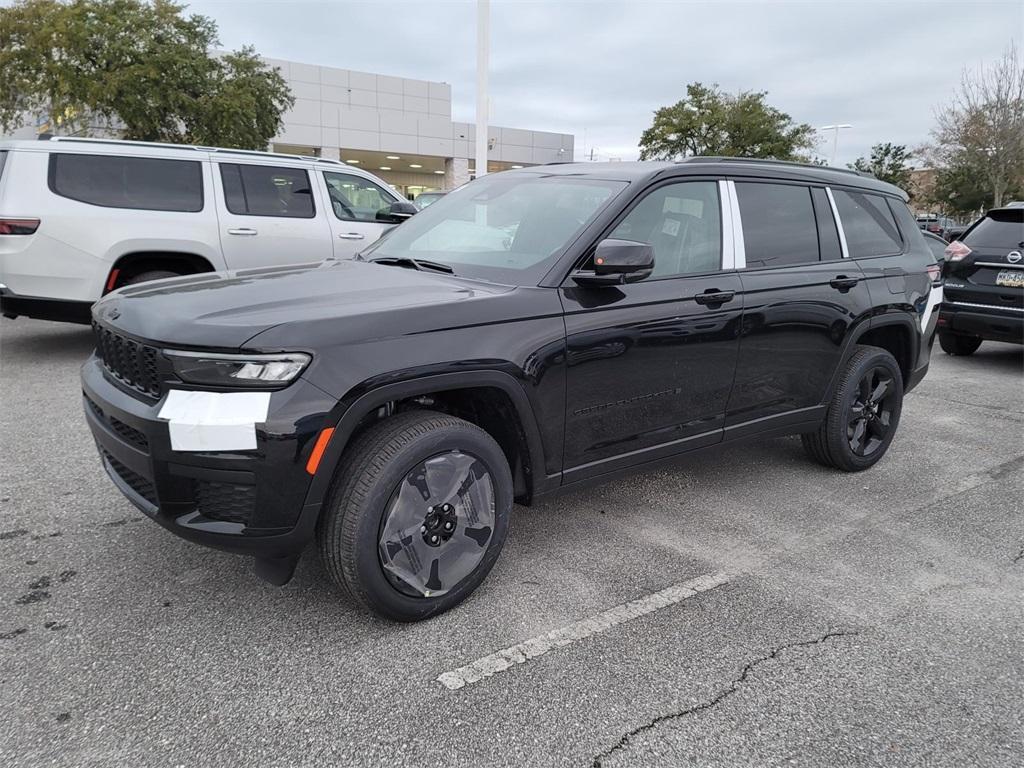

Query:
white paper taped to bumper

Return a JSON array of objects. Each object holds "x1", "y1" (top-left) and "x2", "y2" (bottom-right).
[{"x1": 158, "y1": 390, "x2": 272, "y2": 451}]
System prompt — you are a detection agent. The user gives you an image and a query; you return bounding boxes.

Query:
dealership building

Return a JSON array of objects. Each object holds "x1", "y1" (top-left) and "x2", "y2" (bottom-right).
[
  {"x1": 4, "y1": 57, "x2": 575, "y2": 200},
  {"x1": 265, "y1": 57, "x2": 575, "y2": 197}
]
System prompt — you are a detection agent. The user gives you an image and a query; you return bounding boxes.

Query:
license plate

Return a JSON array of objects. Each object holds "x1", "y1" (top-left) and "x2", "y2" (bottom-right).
[{"x1": 995, "y1": 269, "x2": 1024, "y2": 288}]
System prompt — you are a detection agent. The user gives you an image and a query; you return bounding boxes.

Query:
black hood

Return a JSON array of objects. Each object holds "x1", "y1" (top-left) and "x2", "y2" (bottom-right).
[{"x1": 93, "y1": 260, "x2": 514, "y2": 349}]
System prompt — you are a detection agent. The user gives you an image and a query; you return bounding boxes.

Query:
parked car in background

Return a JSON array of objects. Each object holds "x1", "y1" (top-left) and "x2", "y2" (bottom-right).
[
  {"x1": 923, "y1": 230, "x2": 950, "y2": 267},
  {"x1": 0, "y1": 137, "x2": 415, "y2": 324},
  {"x1": 938, "y1": 205, "x2": 1024, "y2": 355},
  {"x1": 81, "y1": 158, "x2": 941, "y2": 620},
  {"x1": 916, "y1": 213, "x2": 957, "y2": 240},
  {"x1": 413, "y1": 190, "x2": 446, "y2": 210}
]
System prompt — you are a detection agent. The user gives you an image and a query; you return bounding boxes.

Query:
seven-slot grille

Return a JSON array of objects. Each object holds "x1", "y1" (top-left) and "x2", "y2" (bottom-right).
[{"x1": 92, "y1": 322, "x2": 161, "y2": 397}]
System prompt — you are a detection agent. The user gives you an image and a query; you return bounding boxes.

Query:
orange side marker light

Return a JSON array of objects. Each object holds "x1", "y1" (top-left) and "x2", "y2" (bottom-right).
[{"x1": 306, "y1": 427, "x2": 335, "y2": 476}]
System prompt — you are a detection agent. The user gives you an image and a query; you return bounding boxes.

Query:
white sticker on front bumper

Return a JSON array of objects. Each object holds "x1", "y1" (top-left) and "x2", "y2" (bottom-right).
[{"x1": 158, "y1": 390, "x2": 271, "y2": 451}]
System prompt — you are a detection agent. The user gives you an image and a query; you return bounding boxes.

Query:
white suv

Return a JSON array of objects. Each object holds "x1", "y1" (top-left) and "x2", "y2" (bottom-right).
[{"x1": 0, "y1": 137, "x2": 412, "y2": 324}]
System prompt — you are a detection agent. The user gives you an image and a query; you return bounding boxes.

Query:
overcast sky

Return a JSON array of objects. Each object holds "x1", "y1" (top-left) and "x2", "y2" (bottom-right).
[{"x1": 189, "y1": 1, "x2": 1021, "y2": 165}]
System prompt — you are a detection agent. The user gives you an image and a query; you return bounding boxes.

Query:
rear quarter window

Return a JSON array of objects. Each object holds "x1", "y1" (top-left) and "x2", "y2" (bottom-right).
[
  {"x1": 0, "y1": 150, "x2": 7, "y2": 180},
  {"x1": 49, "y1": 153, "x2": 203, "y2": 212},
  {"x1": 962, "y1": 210, "x2": 1024, "y2": 249},
  {"x1": 832, "y1": 189, "x2": 902, "y2": 258}
]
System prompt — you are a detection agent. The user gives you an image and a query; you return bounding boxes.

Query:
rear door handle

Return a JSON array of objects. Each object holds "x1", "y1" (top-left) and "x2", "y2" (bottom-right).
[
  {"x1": 227, "y1": 228, "x2": 257, "y2": 236},
  {"x1": 338, "y1": 233, "x2": 365, "y2": 240},
  {"x1": 829, "y1": 275, "x2": 859, "y2": 292},
  {"x1": 693, "y1": 289, "x2": 736, "y2": 306}
]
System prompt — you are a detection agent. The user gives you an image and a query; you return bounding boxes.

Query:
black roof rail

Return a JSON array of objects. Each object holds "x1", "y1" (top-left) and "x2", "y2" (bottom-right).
[{"x1": 677, "y1": 155, "x2": 872, "y2": 178}]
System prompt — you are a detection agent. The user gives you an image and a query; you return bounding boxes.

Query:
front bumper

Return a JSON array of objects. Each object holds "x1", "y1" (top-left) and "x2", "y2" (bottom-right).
[
  {"x1": 939, "y1": 300, "x2": 1024, "y2": 344},
  {"x1": 81, "y1": 355, "x2": 337, "y2": 564}
]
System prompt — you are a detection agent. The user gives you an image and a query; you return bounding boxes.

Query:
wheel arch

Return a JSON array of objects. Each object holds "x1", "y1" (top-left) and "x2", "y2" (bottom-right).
[
  {"x1": 104, "y1": 250, "x2": 218, "y2": 293},
  {"x1": 303, "y1": 371, "x2": 553, "y2": 511},
  {"x1": 823, "y1": 314, "x2": 919, "y2": 404}
]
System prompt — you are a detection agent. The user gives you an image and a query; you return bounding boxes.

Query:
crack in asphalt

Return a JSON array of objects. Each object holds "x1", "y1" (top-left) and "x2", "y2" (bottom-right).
[
  {"x1": 591, "y1": 629, "x2": 859, "y2": 768},
  {"x1": 1013, "y1": 548, "x2": 1024, "y2": 565}
]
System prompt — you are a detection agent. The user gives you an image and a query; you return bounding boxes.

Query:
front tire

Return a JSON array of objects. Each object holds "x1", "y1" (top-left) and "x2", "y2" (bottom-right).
[
  {"x1": 317, "y1": 410, "x2": 512, "y2": 621},
  {"x1": 802, "y1": 345, "x2": 904, "y2": 472},
  {"x1": 938, "y1": 331, "x2": 982, "y2": 356}
]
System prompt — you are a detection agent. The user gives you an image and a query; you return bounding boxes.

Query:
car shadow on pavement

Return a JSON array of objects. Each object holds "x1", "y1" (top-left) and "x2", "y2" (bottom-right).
[{"x1": 0, "y1": 322, "x2": 93, "y2": 358}]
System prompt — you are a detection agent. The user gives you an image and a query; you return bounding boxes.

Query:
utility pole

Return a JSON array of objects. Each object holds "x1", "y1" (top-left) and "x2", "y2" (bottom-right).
[{"x1": 475, "y1": 0, "x2": 490, "y2": 179}]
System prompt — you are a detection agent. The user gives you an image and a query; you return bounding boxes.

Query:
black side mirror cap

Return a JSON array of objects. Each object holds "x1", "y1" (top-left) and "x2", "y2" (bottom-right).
[
  {"x1": 376, "y1": 201, "x2": 419, "y2": 223},
  {"x1": 571, "y1": 238, "x2": 654, "y2": 286}
]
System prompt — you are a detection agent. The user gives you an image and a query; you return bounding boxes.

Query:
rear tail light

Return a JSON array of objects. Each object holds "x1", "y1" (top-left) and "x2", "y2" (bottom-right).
[
  {"x1": 945, "y1": 240, "x2": 971, "y2": 262},
  {"x1": 0, "y1": 218, "x2": 40, "y2": 235},
  {"x1": 926, "y1": 264, "x2": 942, "y2": 284}
]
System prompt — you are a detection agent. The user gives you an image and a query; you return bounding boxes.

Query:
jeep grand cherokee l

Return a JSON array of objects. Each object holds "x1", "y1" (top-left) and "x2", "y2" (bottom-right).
[
  {"x1": 938, "y1": 205, "x2": 1024, "y2": 354},
  {"x1": 82, "y1": 158, "x2": 941, "y2": 621}
]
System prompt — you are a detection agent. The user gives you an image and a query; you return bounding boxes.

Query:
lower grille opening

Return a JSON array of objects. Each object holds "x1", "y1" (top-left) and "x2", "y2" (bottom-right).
[
  {"x1": 109, "y1": 416, "x2": 149, "y2": 451},
  {"x1": 195, "y1": 481, "x2": 256, "y2": 526},
  {"x1": 102, "y1": 450, "x2": 157, "y2": 506}
]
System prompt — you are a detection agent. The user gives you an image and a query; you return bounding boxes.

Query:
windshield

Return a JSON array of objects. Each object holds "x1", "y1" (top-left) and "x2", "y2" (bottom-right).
[
  {"x1": 963, "y1": 210, "x2": 1024, "y2": 249},
  {"x1": 360, "y1": 173, "x2": 627, "y2": 283}
]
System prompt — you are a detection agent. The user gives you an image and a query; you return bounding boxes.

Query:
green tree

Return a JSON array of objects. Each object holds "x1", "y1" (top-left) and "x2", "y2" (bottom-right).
[
  {"x1": 930, "y1": 160, "x2": 1023, "y2": 217},
  {"x1": 0, "y1": 0, "x2": 293, "y2": 150},
  {"x1": 849, "y1": 143, "x2": 913, "y2": 188},
  {"x1": 638, "y1": 82, "x2": 817, "y2": 161}
]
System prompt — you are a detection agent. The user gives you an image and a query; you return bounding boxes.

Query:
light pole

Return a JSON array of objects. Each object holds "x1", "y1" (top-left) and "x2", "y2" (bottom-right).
[
  {"x1": 819, "y1": 124, "x2": 852, "y2": 166},
  {"x1": 475, "y1": 0, "x2": 490, "y2": 179}
]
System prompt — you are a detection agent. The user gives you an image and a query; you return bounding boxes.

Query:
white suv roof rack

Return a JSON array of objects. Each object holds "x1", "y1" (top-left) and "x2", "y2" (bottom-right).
[{"x1": 42, "y1": 136, "x2": 346, "y2": 166}]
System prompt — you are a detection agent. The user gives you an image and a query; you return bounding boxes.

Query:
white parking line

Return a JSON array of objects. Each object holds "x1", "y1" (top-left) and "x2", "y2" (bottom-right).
[{"x1": 436, "y1": 570, "x2": 734, "y2": 690}]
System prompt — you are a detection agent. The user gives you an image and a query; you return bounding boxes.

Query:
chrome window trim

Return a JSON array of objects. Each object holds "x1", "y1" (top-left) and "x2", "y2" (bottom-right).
[
  {"x1": 825, "y1": 187, "x2": 850, "y2": 259},
  {"x1": 725, "y1": 180, "x2": 746, "y2": 269},
  {"x1": 947, "y1": 300, "x2": 1024, "y2": 314},
  {"x1": 718, "y1": 179, "x2": 736, "y2": 270}
]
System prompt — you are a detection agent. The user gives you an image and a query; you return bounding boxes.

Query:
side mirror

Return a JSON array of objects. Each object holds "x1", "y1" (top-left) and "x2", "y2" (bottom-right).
[
  {"x1": 376, "y1": 201, "x2": 419, "y2": 223},
  {"x1": 571, "y1": 238, "x2": 654, "y2": 286}
]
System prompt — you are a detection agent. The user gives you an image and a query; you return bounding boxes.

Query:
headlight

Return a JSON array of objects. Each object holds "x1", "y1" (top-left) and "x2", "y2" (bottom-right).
[{"x1": 165, "y1": 350, "x2": 311, "y2": 388}]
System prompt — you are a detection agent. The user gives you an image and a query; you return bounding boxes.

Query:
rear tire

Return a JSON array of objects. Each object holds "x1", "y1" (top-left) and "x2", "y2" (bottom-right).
[
  {"x1": 938, "y1": 332, "x2": 982, "y2": 356},
  {"x1": 123, "y1": 269, "x2": 180, "y2": 286},
  {"x1": 802, "y1": 345, "x2": 903, "y2": 472},
  {"x1": 317, "y1": 410, "x2": 512, "y2": 622}
]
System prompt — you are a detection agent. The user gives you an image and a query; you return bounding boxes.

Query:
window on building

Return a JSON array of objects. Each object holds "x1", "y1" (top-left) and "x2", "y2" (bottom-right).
[
  {"x1": 48, "y1": 153, "x2": 203, "y2": 212},
  {"x1": 323, "y1": 172, "x2": 394, "y2": 221},
  {"x1": 608, "y1": 181, "x2": 722, "y2": 278},
  {"x1": 219, "y1": 163, "x2": 315, "y2": 218},
  {"x1": 735, "y1": 182, "x2": 819, "y2": 268},
  {"x1": 832, "y1": 189, "x2": 902, "y2": 258}
]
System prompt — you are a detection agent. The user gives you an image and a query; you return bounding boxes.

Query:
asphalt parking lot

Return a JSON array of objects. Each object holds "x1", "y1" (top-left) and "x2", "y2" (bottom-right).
[{"x1": 1, "y1": 318, "x2": 1022, "y2": 767}]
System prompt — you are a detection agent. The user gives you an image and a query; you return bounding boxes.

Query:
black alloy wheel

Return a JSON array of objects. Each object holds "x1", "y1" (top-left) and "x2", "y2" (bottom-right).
[
  {"x1": 846, "y1": 367, "x2": 897, "y2": 458},
  {"x1": 801, "y1": 345, "x2": 904, "y2": 472}
]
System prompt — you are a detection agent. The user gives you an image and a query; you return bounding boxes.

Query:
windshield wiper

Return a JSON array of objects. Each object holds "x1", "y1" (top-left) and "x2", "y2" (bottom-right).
[{"x1": 369, "y1": 256, "x2": 455, "y2": 274}]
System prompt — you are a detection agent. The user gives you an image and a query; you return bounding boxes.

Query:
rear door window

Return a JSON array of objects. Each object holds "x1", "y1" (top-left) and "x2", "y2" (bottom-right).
[
  {"x1": 832, "y1": 189, "x2": 902, "y2": 258},
  {"x1": 49, "y1": 153, "x2": 203, "y2": 212},
  {"x1": 962, "y1": 210, "x2": 1024, "y2": 249},
  {"x1": 735, "y1": 182, "x2": 820, "y2": 268},
  {"x1": 219, "y1": 163, "x2": 315, "y2": 218}
]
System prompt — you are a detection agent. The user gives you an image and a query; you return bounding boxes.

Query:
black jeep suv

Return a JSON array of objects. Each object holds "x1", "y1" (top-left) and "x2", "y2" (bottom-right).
[
  {"x1": 82, "y1": 159, "x2": 941, "y2": 621},
  {"x1": 937, "y1": 205, "x2": 1024, "y2": 355}
]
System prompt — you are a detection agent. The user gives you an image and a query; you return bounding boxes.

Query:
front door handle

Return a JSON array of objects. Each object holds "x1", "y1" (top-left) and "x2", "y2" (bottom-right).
[
  {"x1": 338, "y1": 232, "x2": 365, "y2": 240},
  {"x1": 693, "y1": 289, "x2": 736, "y2": 306},
  {"x1": 830, "y1": 275, "x2": 860, "y2": 292},
  {"x1": 227, "y1": 228, "x2": 257, "y2": 236}
]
